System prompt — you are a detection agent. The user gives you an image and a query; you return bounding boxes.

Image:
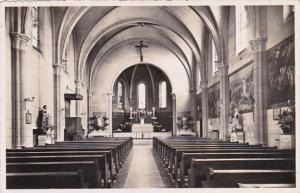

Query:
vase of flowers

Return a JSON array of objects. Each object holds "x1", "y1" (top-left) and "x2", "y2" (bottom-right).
[
  {"x1": 277, "y1": 104, "x2": 295, "y2": 135},
  {"x1": 277, "y1": 101, "x2": 295, "y2": 149}
]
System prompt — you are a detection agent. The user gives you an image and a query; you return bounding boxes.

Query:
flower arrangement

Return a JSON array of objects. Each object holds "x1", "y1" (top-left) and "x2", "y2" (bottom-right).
[{"x1": 277, "y1": 103, "x2": 295, "y2": 135}]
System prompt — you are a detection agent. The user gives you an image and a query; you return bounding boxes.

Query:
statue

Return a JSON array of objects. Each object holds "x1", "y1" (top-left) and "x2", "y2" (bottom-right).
[
  {"x1": 231, "y1": 108, "x2": 242, "y2": 132},
  {"x1": 230, "y1": 108, "x2": 244, "y2": 143},
  {"x1": 36, "y1": 105, "x2": 50, "y2": 134}
]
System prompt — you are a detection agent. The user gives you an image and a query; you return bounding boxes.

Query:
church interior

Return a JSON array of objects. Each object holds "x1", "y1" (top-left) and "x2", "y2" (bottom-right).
[{"x1": 2, "y1": 3, "x2": 297, "y2": 190}]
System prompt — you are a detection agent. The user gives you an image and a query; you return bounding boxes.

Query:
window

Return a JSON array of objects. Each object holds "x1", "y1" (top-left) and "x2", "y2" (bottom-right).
[
  {"x1": 159, "y1": 81, "x2": 167, "y2": 108},
  {"x1": 212, "y1": 39, "x2": 218, "y2": 75},
  {"x1": 138, "y1": 83, "x2": 146, "y2": 109},
  {"x1": 31, "y1": 7, "x2": 39, "y2": 49},
  {"x1": 236, "y1": 6, "x2": 248, "y2": 55},
  {"x1": 117, "y1": 81, "x2": 124, "y2": 109}
]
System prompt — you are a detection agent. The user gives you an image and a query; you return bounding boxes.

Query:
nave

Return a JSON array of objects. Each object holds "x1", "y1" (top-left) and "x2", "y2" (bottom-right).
[{"x1": 6, "y1": 136, "x2": 295, "y2": 189}]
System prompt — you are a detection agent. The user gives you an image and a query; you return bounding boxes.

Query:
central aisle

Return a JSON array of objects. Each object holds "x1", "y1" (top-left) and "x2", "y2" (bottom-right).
[{"x1": 113, "y1": 139, "x2": 174, "y2": 188}]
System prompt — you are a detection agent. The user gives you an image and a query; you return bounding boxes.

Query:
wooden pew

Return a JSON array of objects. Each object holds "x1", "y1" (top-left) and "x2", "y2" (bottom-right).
[
  {"x1": 7, "y1": 171, "x2": 85, "y2": 189},
  {"x1": 8, "y1": 147, "x2": 119, "y2": 175},
  {"x1": 7, "y1": 150, "x2": 116, "y2": 181},
  {"x1": 237, "y1": 183, "x2": 296, "y2": 188},
  {"x1": 178, "y1": 151, "x2": 294, "y2": 187},
  {"x1": 188, "y1": 158, "x2": 295, "y2": 188},
  {"x1": 7, "y1": 161, "x2": 100, "y2": 188},
  {"x1": 6, "y1": 154, "x2": 110, "y2": 188},
  {"x1": 202, "y1": 169, "x2": 295, "y2": 188},
  {"x1": 167, "y1": 146, "x2": 278, "y2": 175}
]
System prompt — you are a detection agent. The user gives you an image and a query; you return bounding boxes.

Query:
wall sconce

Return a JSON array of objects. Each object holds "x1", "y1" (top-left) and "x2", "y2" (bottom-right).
[
  {"x1": 24, "y1": 97, "x2": 35, "y2": 102},
  {"x1": 24, "y1": 97, "x2": 35, "y2": 110}
]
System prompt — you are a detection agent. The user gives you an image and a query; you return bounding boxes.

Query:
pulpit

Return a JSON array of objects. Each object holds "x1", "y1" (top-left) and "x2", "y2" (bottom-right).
[
  {"x1": 64, "y1": 93, "x2": 84, "y2": 141},
  {"x1": 65, "y1": 117, "x2": 84, "y2": 141}
]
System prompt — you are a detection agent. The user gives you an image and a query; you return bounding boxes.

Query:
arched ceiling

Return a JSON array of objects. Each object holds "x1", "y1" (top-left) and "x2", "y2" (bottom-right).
[{"x1": 54, "y1": 6, "x2": 222, "y2": 90}]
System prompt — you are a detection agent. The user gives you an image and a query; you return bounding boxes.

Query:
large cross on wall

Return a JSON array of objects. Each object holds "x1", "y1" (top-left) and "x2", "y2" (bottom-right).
[{"x1": 135, "y1": 40, "x2": 148, "y2": 62}]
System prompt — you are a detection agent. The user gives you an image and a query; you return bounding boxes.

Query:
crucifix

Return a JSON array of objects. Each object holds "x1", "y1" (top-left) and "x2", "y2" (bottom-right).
[{"x1": 135, "y1": 40, "x2": 148, "y2": 62}]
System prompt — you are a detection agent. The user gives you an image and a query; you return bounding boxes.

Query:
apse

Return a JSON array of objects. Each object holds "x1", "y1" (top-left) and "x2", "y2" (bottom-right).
[{"x1": 111, "y1": 64, "x2": 173, "y2": 134}]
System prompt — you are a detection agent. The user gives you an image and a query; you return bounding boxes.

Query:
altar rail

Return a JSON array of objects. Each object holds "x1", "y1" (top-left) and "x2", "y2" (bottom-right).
[{"x1": 113, "y1": 132, "x2": 172, "y2": 139}]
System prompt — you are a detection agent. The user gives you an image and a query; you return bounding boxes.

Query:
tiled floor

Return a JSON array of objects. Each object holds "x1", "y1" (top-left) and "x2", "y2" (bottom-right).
[{"x1": 112, "y1": 139, "x2": 174, "y2": 188}]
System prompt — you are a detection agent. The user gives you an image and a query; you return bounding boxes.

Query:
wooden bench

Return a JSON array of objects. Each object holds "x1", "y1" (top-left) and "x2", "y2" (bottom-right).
[
  {"x1": 7, "y1": 161, "x2": 100, "y2": 188},
  {"x1": 237, "y1": 183, "x2": 296, "y2": 188},
  {"x1": 188, "y1": 158, "x2": 295, "y2": 188},
  {"x1": 7, "y1": 171, "x2": 85, "y2": 189},
  {"x1": 6, "y1": 154, "x2": 109, "y2": 188},
  {"x1": 167, "y1": 147, "x2": 278, "y2": 176},
  {"x1": 7, "y1": 150, "x2": 116, "y2": 181},
  {"x1": 202, "y1": 169, "x2": 295, "y2": 188},
  {"x1": 178, "y1": 151, "x2": 294, "y2": 187}
]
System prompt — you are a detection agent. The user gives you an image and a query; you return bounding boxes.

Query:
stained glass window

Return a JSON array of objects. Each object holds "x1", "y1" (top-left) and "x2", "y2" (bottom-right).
[
  {"x1": 138, "y1": 83, "x2": 146, "y2": 109},
  {"x1": 159, "y1": 81, "x2": 167, "y2": 108}
]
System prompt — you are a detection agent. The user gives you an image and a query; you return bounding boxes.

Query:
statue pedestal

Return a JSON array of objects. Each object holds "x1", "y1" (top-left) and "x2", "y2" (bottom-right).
[
  {"x1": 230, "y1": 131, "x2": 244, "y2": 143},
  {"x1": 279, "y1": 134, "x2": 295, "y2": 149},
  {"x1": 37, "y1": 135, "x2": 47, "y2": 146}
]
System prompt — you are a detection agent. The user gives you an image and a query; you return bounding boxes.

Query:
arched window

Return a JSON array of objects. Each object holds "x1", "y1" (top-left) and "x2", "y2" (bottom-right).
[
  {"x1": 236, "y1": 6, "x2": 248, "y2": 55},
  {"x1": 159, "y1": 81, "x2": 167, "y2": 108},
  {"x1": 31, "y1": 7, "x2": 39, "y2": 49},
  {"x1": 138, "y1": 83, "x2": 146, "y2": 109},
  {"x1": 117, "y1": 81, "x2": 124, "y2": 109},
  {"x1": 212, "y1": 39, "x2": 218, "y2": 75}
]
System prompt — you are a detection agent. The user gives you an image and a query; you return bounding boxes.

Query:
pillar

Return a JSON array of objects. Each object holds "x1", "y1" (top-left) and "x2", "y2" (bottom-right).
[
  {"x1": 201, "y1": 81, "x2": 209, "y2": 138},
  {"x1": 218, "y1": 63, "x2": 230, "y2": 140},
  {"x1": 172, "y1": 93, "x2": 176, "y2": 136},
  {"x1": 10, "y1": 32, "x2": 30, "y2": 148},
  {"x1": 190, "y1": 89, "x2": 198, "y2": 136},
  {"x1": 75, "y1": 79, "x2": 82, "y2": 117},
  {"x1": 53, "y1": 64, "x2": 63, "y2": 141},
  {"x1": 107, "y1": 92, "x2": 113, "y2": 137},
  {"x1": 249, "y1": 37, "x2": 268, "y2": 145},
  {"x1": 87, "y1": 89, "x2": 93, "y2": 135}
]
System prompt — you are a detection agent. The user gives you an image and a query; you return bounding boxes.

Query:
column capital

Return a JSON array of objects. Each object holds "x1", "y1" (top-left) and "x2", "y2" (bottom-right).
[
  {"x1": 171, "y1": 93, "x2": 176, "y2": 100},
  {"x1": 249, "y1": 37, "x2": 267, "y2": 52},
  {"x1": 61, "y1": 59, "x2": 68, "y2": 71},
  {"x1": 10, "y1": 32, "x2": 30, "y2": 50},
  {"x1": 53, "y1": 64, "x2": 64, "y2": 76},
  {"x1": 190, "y1": 88, "x2": 196, "y2": 94},
  {"x1": 53, "y1": 64, "x2": 64, "y2": 69}
]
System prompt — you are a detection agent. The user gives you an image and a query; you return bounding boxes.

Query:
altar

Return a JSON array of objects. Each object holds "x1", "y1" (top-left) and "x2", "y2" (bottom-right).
[{"x1": 132, "y1": 123, "x2": 153, "y2": 133}]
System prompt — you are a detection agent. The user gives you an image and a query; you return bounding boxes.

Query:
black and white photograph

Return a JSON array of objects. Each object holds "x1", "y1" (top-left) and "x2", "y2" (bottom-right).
[{"x1": 0, "y1": 0, "x2": 299, "y2": 192}]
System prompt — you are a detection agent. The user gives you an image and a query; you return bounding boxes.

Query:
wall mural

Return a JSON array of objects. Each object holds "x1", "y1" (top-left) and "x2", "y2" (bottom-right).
[
  {"x1": 229, "y1": 64, "x2": 254, "y2": 114},
  {"x1": 267, "y1": 35, "x2": 295, "y2": 107},
  {"x1": 208, "y1": 84, "x2": 220, "y2": 118}
]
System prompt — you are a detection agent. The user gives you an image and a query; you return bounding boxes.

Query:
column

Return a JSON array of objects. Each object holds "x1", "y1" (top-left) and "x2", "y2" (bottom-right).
[
  {"x1": 190, "y1": 89, "x2": 198, "y2": 136},
  {"x1": 218, "y1": 63, "x2": 230, "y2": 140},
  {"x1": 75, "y1": 79, "x2": 82, "y2": 117},
  {"x1": 249, "y1": 37, "x2": 268, "y2": 145},
  {"x1": 53, "y1": 64, "x2": 63, "y2": 141},
  {"x1": 107, "y1": 92, "x2": 113, "y2": 137},
  {"x1": 10, "y1": 32, "x2": 30, "y2": 148},
  {"x1": 201, "y1": 81, "x2": 209, "y2": 138},
  {"x1": 87, "y1": 89, "x2": 93, "y2": 135},
  {"x1": 172, "y1": 93, "x2": 176, "y2": 136}
]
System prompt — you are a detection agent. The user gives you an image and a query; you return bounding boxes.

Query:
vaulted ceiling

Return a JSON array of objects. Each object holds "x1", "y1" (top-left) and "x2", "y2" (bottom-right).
[{"x1": 52, "y1": 6, "x2": 223, "y2": 90}]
